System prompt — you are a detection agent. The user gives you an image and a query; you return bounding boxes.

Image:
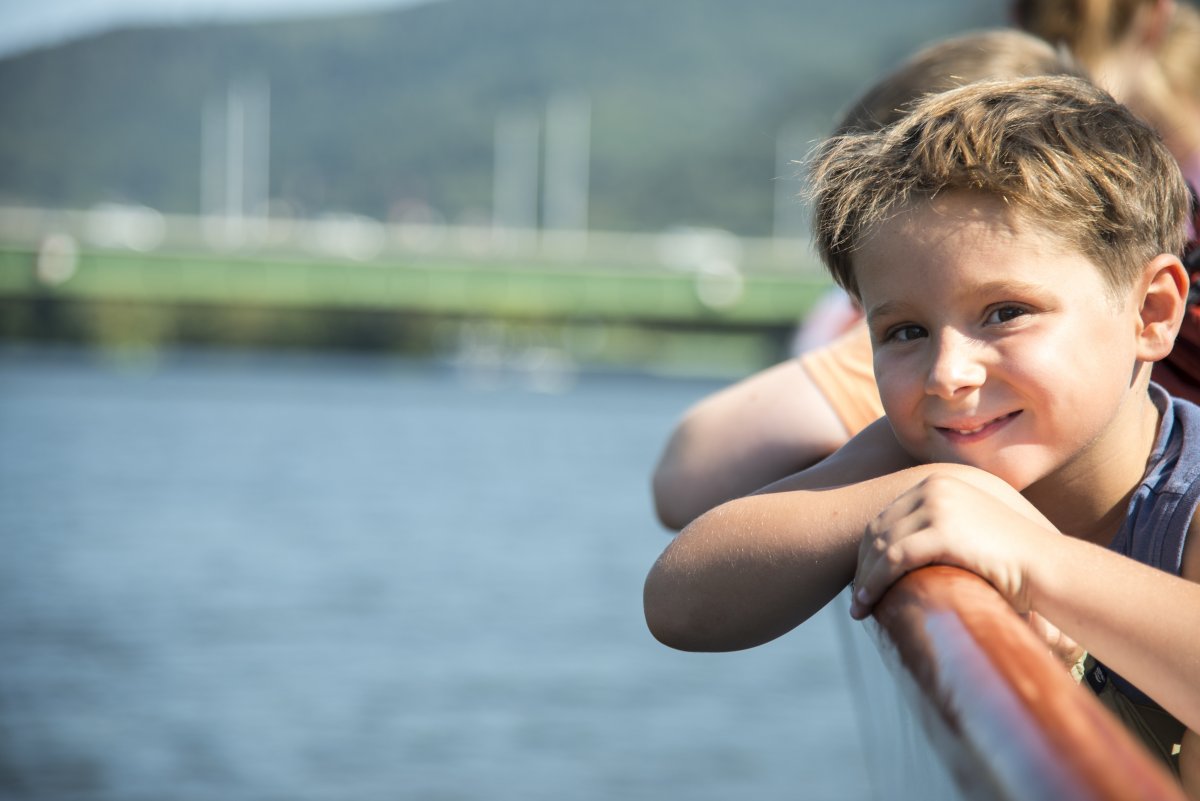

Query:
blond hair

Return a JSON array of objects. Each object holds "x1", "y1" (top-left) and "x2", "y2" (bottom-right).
[
  {"x1": 809, "y1": 75, "x2": 1190, "y2": 298},
  {"x1": 835, "y1": 29, "x2": 1081, "y2": 134}
]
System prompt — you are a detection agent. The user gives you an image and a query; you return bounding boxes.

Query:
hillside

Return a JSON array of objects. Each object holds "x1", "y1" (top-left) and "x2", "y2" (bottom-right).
[{"x1": 0, "y1": 0, "x2": 1006, "y2": 236}]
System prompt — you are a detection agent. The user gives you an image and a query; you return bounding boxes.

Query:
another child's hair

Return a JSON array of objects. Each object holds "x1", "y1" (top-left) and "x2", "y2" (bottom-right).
[
  {"x1": 1010, "y1": 0, "x2": 1200, "y2": 168},
  {"x1": 1151, "y1": 3, "x2": 1200, "y2": 159},
  {"x1": 1011, "y1": 0, "x2": 1154, "y2": 67},
  {"x1": 1159, "y1": 3, "x2": 1200, "y2": 102},
  {"x1": 835, "y1": 29, "x2": 1082, "y2": 134},
  {"x1": 809, "y1": 75, "x2": 1191, "y2": 298}
]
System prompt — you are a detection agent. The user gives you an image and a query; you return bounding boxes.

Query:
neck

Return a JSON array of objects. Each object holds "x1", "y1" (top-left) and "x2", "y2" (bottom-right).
[
  {"x1": 1024, "y1": 471, "x2": 1136, "y2": 546},
  {"x1": 1022, "y1": 388, "x2": 1162, "y2": 546}
]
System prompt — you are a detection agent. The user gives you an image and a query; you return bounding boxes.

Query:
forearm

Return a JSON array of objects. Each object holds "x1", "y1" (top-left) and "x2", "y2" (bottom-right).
[
  {"x1": 644, "y1": 463, "x2": 954, "y2": 652},
  {"x1": 651, "y1": 359, "x2": 849, "y2": 530},
  {"x1": 1030, "y1": 536, "x2": 1200, "y2": 732},
  {"x1": 652, "y1": 427, "x2": 833, "y2": 531}
]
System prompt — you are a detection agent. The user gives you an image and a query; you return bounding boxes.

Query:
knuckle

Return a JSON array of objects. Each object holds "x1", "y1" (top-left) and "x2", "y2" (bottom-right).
[
  {"x1": 924, "y1": 493, "x2": 949, "y2": 515},
  {"x1": 918, "y1": 473, "x2": 941, "y2": 490},
  {"x1": 923, "y1": 472, "x2": 960, "y2": 494}
]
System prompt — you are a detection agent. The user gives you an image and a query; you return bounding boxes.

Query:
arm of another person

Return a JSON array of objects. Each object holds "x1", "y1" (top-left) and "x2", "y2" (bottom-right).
[
  {"x1": 849, "y1": 472, "x2": 1200, "y2": 740},
  {"x1": 651, "y1": 357, "x2": 851, "y2": 531},
  {"x1": 644, "y1": 418, "x2": 1033, "y2": 652}
]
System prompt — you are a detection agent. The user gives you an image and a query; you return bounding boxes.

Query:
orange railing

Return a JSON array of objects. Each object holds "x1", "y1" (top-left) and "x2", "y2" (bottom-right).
[{"x1": 864, "y1": 565, "x2": 1186, "y2": 801}]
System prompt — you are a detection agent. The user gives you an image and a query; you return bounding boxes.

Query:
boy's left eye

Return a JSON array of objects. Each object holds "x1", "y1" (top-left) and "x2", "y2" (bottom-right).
[{"x1": 985, "y1": 305, "x2": 1028, "y2": 325}]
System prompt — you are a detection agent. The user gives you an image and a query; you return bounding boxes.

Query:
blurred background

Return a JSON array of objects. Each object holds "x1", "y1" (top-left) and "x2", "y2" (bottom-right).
[{"x1": 0, "y1": 1, "x2": 1008, "y2": 799}]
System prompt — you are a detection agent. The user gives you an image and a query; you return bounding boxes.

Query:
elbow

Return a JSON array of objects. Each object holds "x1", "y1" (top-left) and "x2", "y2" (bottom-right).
[
  {"x1": 651, "y1": 468, "x2": 694, "y2": 532},
  {"x1": 652, "y1": 442, "x2": 724, "y2": 531},
  {"x1": 643, "y1": 563, "x2": 728, "y2": 652},
  {"x1": 643, "y1": 594, "x2": 754, "y2": 653},
  {"x1": 643, "y1": 502, "x2": 778, "y2": 653},
  {"x1": 644, "y1": 588, "x2": 708, "y2": 652},
  {"x1": 650, "y1": 417, "x2": 712, "y2": 532}
]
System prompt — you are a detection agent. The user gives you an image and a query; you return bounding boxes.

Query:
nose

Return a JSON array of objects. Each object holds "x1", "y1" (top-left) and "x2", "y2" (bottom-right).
[{"x1": 924, "y1": 329, "x2": 985, "y2": 399}]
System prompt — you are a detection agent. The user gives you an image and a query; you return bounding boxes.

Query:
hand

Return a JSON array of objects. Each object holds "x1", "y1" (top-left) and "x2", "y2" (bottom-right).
[{"x1": 849, "y1": 471, "x2": 1055, "y2": 620}]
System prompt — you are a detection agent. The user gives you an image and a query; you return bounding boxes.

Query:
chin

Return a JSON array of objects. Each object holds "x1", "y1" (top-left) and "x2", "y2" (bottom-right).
[
  {"x1": 932, "y1": 452, "x2": 1038, "y2": 491},
  {"x1": 977, "y1": 457, "x2": 1048, "y2": 492}
]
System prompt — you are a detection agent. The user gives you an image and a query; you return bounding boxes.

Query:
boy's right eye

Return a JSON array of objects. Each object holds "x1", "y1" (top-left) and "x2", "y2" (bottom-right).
[{"x1": 886, "y1": 324, "x2": 927, "y2": 343}]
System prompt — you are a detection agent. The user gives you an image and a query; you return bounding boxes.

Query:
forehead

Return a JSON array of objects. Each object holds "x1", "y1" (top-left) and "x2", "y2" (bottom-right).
[
  {"x1": 851, "y1": 192, "x2": 1094, "y2": 302},
  {"x1": 865, "y1": 192, "x2": 1047, "y2": 256}
]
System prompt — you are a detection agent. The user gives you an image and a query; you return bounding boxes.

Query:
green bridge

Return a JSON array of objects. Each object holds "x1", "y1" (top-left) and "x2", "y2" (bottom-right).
[
  {"x1": 0, "y1": 212, "x2": 835, "y2": 374},
  {"x1": 0, "y1": 247, "x2": 830, "y2": 322}
]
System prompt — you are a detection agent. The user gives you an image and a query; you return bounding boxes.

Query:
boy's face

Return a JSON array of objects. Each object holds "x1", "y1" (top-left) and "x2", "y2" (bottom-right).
[{"x1": 854, "y1": 191, "x2": 1149, "y2": 493}]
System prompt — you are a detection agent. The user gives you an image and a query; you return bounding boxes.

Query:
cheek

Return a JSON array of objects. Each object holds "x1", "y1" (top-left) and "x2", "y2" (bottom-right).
[
  {"x1": 996, "y1": 321, "x2": 1130, "y2": 403},
  {"x1": 994, "y1": 339, "x2": 1058, "y2": 384},
  {"x1": 1034, "y1": 317, "x2": 1129, "y2": 374},
  {"x1": 873, "y1": 356, "x2": 923, "y2": 416}
]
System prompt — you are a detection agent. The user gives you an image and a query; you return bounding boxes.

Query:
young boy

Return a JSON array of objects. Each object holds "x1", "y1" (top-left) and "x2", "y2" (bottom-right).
[
  {"x1": 643, "y1": 75, "x2": 1200, "y2": 789},
  {"x1": 652, "y1": 8, "x2": 1200, "y2": 534},
  {"x1": 650, "y1": 30, "x2": 1083, "y2": 531}
]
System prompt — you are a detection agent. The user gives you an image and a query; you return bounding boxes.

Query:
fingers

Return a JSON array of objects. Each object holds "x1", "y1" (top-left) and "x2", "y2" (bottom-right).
[
  {"x1": 849, "y1": 473, "x2": 1045, "y2": 622},
  {"x1": 849, "y1": 474, "x2": 972, "y2": 620},
  {"x1": 850, "y1": 521, "x2": 948, "y2": 619},
  {"x1": 850, "y1": 485, "x2": 938, "y2": 619}
]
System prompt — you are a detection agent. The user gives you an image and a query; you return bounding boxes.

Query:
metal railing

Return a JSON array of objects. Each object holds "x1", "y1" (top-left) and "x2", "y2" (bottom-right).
[{"x1": 860, "y1": 566, "x2": 1186, "y2": 801}]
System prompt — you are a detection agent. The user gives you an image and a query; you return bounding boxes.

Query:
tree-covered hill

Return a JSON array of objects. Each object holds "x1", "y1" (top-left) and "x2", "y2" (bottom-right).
[{"x1": 0, "y1": 0, "x2": 1006, "y2": 236}]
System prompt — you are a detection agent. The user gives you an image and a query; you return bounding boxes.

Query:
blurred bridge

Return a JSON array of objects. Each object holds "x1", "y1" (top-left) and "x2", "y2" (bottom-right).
[
  {"x1": 0, "y1": 205, "x2": 832, "y2": 326},
  {"x1": 0, "y1": 205, "x2": 839, "y2": 375}
]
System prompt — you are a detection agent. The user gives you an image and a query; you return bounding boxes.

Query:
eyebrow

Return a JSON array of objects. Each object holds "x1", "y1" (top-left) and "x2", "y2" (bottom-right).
[
  {"x1": 865, "y1": 278, "x2": 1048, "y2": 322},
  {"x1": 864, "y1": 299, "x2": 908, "y2": 323}
]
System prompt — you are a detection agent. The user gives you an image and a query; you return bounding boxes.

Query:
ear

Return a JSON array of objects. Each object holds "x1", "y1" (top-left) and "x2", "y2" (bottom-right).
[{"x1": 1135, "y1": 253, "x2": 1189, "y2": 362}]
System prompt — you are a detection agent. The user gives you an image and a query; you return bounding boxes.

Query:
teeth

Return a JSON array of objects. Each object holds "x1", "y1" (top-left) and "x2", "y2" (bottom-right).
[{"x1": 955, "y1": 425, "x2": 985, "y2": 435}]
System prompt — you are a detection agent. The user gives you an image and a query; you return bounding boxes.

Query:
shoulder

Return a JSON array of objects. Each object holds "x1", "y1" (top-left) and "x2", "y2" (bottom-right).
[
  {"x1": 1177, "y1": 396, "x2": 1200, "y2": 582},
  {"x1": 1163, "y1": 390, "x2": 1200, "y2": 464},
  {"x1": 1169, "y1": 395, "x2": 1200, "y2": 483},
  {"x1": 798, "y1": 323, "x2": 883, "y2": 437},
  {"x1": 1114, "y1": 388, "x2": 1200, "y2": 574}
]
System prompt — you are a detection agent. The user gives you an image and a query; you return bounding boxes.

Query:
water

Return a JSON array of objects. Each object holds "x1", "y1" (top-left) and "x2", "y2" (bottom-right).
[{"x1": 0, "y1": 345, "x2": 871, "y2": 801}]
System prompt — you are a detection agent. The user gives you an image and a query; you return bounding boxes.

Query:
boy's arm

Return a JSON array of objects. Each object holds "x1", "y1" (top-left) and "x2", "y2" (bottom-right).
[
  {"x1": 651, "y1": 357, "x2": 850, "y2": 531},
  {"x1": 1026, "y1": 511, "x2": 1200, "y2": 735},
  {"x1": 850, "y1": 474, "x2": 1200, "y2": 734},
  {"x1": 644, "y1": 417, "x2": 981, "y2": 652}
]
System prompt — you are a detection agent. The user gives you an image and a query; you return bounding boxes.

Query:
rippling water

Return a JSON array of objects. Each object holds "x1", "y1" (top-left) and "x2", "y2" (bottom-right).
[{"x1": 0, "y1": 345, "x2": 870, "y2": 801}]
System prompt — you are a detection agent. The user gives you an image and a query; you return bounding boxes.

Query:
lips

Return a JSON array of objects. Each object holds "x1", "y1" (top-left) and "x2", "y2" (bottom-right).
[{"x1": 935, "y1": 410, "x2": 1021, "y2": 441}]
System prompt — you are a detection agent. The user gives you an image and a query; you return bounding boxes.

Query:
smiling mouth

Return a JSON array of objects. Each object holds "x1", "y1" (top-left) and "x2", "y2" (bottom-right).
[{"x1": 936, "y1": 410, "x2": 1021, "y2": 439}]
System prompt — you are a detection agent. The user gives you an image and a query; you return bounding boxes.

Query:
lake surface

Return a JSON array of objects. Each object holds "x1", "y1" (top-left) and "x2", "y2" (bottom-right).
[{"x1": 0, "y1": 345, "x2": 872, "y2": 801}]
